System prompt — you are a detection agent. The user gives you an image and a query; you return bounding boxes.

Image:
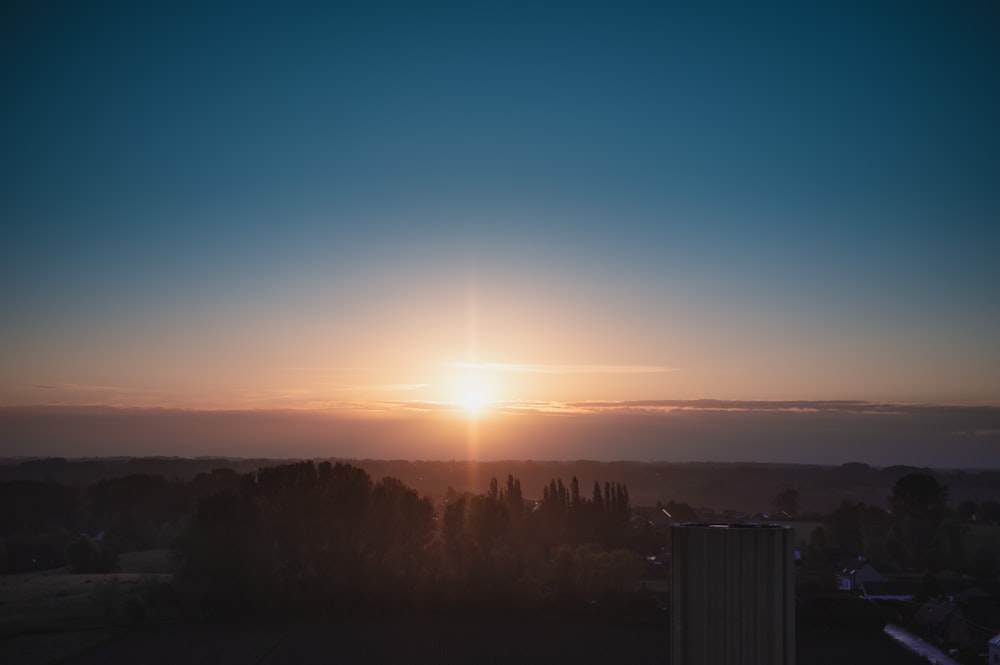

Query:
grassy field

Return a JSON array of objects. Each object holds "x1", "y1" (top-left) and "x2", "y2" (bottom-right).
[
  {"x1": 0, "y1": 572, "x2": 161, "y2": 664},
  {"x1": 0, "y1": 580, "x2": 932, "y2": 665},
  {"x1": 117, "y1": 548, "x2": 175, "y2": 574},
  {"x1": 780, "y1": 520, "x2": 1000, "y2": 558},
  {"x1": 787, "y1": 520, "x2": 823, "y2": 544},
  {"x1": 0, "y1": 543, "x2": 982, "y2": 664},
  {"x1": 0, "y1": 549, "x2": 177, "y2": 664},
  {"x1": 0, "y1": 549, "x2": 174, "y2": 631},
  {"x1": 964, "y1": 522, "x2": 1000, "y2": 555}
]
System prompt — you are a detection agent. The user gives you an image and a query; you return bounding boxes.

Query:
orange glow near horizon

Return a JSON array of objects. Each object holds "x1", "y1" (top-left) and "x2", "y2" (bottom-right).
[{"x1": 7, "y1": 270, "x2": 994, "y2": 415}]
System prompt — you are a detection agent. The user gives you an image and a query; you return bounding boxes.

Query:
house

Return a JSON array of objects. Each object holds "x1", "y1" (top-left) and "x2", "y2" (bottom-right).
[
  {"x1": 915, "y1": 598, "x2": 972, "y2": 647},
  {"x1": 836, "y1": 560, "x2": 887, "y2": 592},
  {"x1": 860, "y1": 580, "x2": 915, "y2": 601},
  {"x1": 950, "y1": 588, "x2": 1000, "y2": 654},
  {"x1": 912, "y1": 593, "x2": 1000, "y2": 652},
  {"x1": 643, "y1": 546, "x2": 671, "y2": 578},
  {"x1": 631, "y1": 506, "x2": 673, "y2": 530}
]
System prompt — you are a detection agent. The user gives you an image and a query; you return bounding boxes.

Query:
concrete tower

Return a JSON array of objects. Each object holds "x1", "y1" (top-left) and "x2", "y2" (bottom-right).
[{"x1": 671, "y1": 523, "x2": 795, "y2": 665}]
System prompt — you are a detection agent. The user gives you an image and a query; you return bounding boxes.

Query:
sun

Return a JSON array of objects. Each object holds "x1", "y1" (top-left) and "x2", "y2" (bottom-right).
[{"x1": 455, "y1": 375, "x2": 490, "y2": 416}]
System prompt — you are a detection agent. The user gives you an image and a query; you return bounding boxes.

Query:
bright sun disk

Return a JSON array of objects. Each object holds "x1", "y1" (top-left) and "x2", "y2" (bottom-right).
[{"x1": 456, "y1": 376, "x2": 490, "y2": 415}]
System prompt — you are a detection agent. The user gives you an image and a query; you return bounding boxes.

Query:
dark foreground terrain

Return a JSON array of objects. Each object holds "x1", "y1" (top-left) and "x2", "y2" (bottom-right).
[
  {"x1": 3, "y1": 458, "x2": 990, "y2": 663},
  {"x1": 11, "y1": 620, "x2": 921, "y2": 665}
]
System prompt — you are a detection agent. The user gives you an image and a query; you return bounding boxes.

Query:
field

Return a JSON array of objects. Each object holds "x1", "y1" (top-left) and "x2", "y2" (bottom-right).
[
  {"x1": 0, "y1": 550, "x2": 175, "y2": 664},
  {"x1": 965, "y1": 522, "x2": 1000, "y2": 555},
  {"x1": 0, "y1": 538, "x2": 984, "y2": 664},
  {"x1": 1, "y1": 551, "x2": 926, "y2": 665},
  {"x1": 784, "y1": 520, "x2": 823, "y2": 544}
]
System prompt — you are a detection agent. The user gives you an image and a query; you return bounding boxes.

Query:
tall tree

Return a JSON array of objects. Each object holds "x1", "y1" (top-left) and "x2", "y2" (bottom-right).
[
  {"x1": 773, "y1": 488, "x2": 800, "y2": 518},
  {"x1": 889, "y1": 473, "x2": 949, "y2": 567},
  {"x1": 826, "y1": 501, "x2": 863, "y2": 554},
  {"x1": 504, "y1": 474, "x2": 524, "y2": 522},
  {"x1": 889, "y1": 473, "x2": 948, "y2": 526},
  {"x1": 570, "y1": 476, "x2": 581, "y2": 510}
]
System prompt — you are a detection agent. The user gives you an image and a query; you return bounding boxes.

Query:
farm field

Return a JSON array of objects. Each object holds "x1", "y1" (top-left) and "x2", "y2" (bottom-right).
[
  {"x1": 0, "y1": 550, "x2": 175, "y2": 664},
  {"x1": 0, "y1": 560, "x2": 927, "y2": 665},
  {"x1": 965, "y1": 522, "x2": 1000, "y2": 555}
]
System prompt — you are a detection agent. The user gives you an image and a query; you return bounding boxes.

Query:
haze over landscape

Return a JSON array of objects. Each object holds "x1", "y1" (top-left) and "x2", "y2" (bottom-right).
[{"x1": 2, "y1": 0, "x2": 999, "y2": 467}]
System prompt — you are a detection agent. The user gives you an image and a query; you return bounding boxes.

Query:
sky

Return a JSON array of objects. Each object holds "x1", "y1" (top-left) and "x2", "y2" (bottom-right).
[{"x1": 2, "y1": 1, "x2": 999, "y2": 465}]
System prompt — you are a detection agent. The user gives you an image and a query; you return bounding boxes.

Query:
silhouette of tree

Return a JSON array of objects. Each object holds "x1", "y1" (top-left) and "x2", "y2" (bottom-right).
[
  {"x1": 978, "y1": 500, "x2": 1000, "y2": 523},
  {"x1": 171, "y1": 464, "x2": 641, "y2": 617},
  {"x1": 503, "y1": 474, "x2": 524, "y2": 524},
  {"x1": 64, "y1": 534, "x2": 117, "y2": 573},
  {"x1": 826, "y1": 501, "x2": 863, "y2": 555},
  {"x1": 969, "y1": 545, "x2": 997, "y2": 579},
  {"x1": 956, "y1": 499, "x2": 978, "y2": 521},
  {"x1": 935, "y1": 518, "x2": 966, "y2": 572},
  {"x1": 442, "y1": 490, "x2": 468, "y2": 559},
  {"x1": 176, "y1": 491, "x2": 262, "y2": 610},
  {"x1": 773, "y1": 488, "x2": 800, "y2": 518},
  {"x1": 889, "y1": 473, "x2": 949, "y2": 567},
  {"x1": 468, "y1": 485, "x2": 508, "y2": 555},
  {"x1": 915, "y1": 570, "x2": 943, "y2": 602},
  {"x1": 664, "y1": 500, "x2": 698, "y2": 522},
  {"x1": 889, "y1": 473, "x2": 948, "y2": 526}
]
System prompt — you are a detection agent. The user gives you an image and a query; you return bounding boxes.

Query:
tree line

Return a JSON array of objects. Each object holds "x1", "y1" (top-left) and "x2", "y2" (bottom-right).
[
  {"x1": 800, "y1": 472, "x2": 998, "y2": 583},
  {"x1": 4, "y1": 461, "x2": 996, "y2": 618},
  {"x1": 0, "y1": 461, "x2": 649, "y2": 617},
  {"x1": 175, "y1": 461, "x2": 645, "y2": 616}
]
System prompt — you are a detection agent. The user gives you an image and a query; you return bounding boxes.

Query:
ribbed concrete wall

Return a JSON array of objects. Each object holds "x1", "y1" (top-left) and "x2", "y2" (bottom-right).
[{"x1": 671, "y1": 524, "x2": 795, "y2": 665}]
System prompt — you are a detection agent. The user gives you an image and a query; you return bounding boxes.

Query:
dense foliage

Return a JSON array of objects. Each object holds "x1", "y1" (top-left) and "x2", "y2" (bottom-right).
[
  {"x1": 798, "y1": 472, "x2": 999, "y2": 581},
  {"x1": 172, "y1": 461, "x2": 646, "y2": 615}
]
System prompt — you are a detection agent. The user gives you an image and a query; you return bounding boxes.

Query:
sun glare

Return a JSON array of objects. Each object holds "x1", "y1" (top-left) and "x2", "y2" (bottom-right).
[{"x1": 456, "y1": 376, "x2": 490, "y2": 416}]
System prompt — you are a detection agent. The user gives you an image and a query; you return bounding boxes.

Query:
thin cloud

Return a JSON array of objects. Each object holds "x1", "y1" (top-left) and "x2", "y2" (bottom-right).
[
  {"x1": 329, "y1": 383, "x2": 429, "y2": 392},
  {"x1": 280, "y1": 366, "x2": 378, "y2": 372},
  {"x1": 445, "y1": 362, "x2": 677, "y2": 374},
  {"x1": 492, "y1": 400, "x2": 588, "y2": 415},
  {"x1": 34, "y1": 382, "x2": 168, "y2": 394},
  {"x1": 554, "y1": 399, "x2": 1000, "y2": 419},
  {"x1": 348, "y1": 400, "x2": 454, "y2": 414}
]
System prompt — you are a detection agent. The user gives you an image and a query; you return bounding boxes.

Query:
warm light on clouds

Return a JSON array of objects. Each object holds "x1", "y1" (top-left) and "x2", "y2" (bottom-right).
[
  {"x1": 445, "y1": 362, "x2": 677, "y2": 374},
  {"x1": 330, "y1": 383, "x2": 428, "y2": 392}
]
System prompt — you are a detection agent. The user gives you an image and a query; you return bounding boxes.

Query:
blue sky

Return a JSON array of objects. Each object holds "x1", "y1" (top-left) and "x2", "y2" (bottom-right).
[{"x1": 2, "y1": 0, "x2": 999, "y2": 428}]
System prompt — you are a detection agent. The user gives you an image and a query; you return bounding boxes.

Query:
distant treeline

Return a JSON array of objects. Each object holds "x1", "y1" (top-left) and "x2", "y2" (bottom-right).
[
  {"x1": 177, "y1": 461, "x2": 646, "y2": 615},
  {"x1": 0, "y1": 461, "x2": 659, "y2": 617},
  {"x1": 4, "y1": 456, "x2": 1000, "y2": 514},
  {"x1": 801, "y1": 472, "x2": 1000, "y2": 581}
]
